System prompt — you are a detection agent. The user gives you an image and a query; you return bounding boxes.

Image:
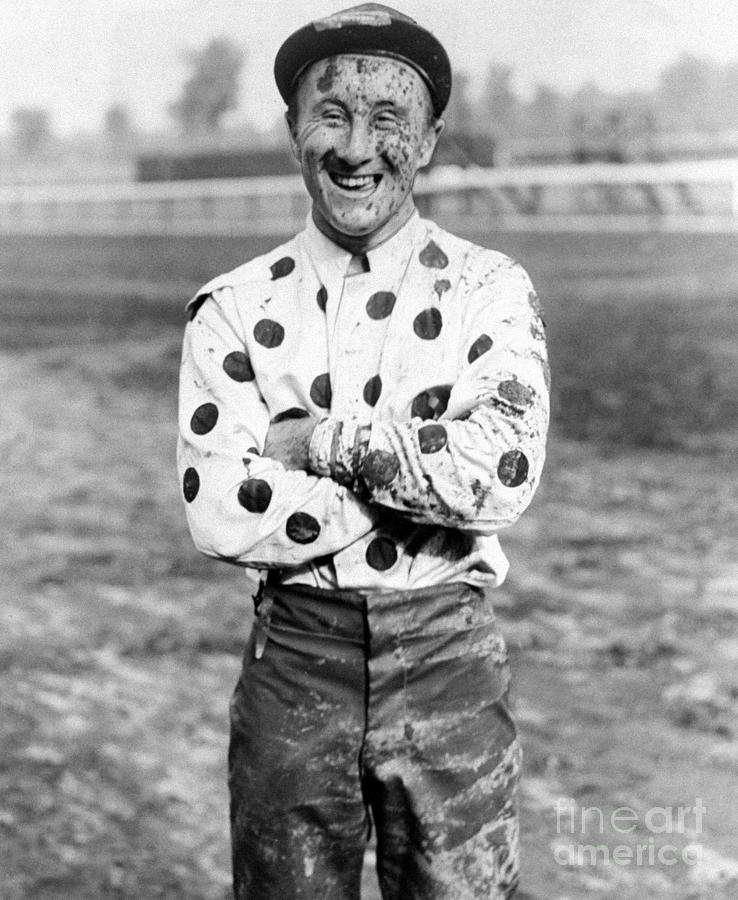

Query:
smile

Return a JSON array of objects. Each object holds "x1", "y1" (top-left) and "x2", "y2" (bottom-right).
[{"x1": 327, "y1": 172, "x2": 382, "y2": 192}]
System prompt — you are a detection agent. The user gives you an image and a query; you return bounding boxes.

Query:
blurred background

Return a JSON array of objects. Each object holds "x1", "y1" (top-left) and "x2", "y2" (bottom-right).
[{"x1": 1, "y1": 1, "x2": 737, "y2": 898}]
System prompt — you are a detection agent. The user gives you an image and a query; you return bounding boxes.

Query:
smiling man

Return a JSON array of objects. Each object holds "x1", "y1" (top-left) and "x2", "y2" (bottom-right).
[
  {"x1": 286, "y1": 50, "x2": 441, "y2": 249},
  {"x1": 177, "y1": 4, "x2": 549, "y2": 898}
]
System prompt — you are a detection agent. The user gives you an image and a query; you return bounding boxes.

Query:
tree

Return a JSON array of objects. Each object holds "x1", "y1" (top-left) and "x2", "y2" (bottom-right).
[
  {"x1": 526, "y1": 84, "x2": 566, "y2": 140},
  {"x1": 479, "y1": 64, "x2": 519, "y2": 141},
  {"x1": 657, "y1": 54, "x2": 715, "y2": 132},
  {"x1": 170, "y1": 38, "x2": 245, "y2": 134},
  {"x1": 10, "y1": 107, "x2": 52, "y2": 157},
  {"x1": 443, "y1": 69, "x2": 475, "y2": 136},
  {"x1": 714, "y1": 62, "x2": 738, "y2": 130},
  {"x1": 104, "y1": 104, "x2": 135, "y2": 144}
]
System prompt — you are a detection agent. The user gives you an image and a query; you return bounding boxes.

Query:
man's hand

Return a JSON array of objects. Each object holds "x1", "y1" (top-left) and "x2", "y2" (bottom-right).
[{"x1": 263, "y1": 417, "x2": 318, "y2": 471}]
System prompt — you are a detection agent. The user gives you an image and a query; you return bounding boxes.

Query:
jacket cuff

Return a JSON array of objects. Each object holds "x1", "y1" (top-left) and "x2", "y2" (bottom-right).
[
  {"x1": 308, "y1": 417, "x2": 335, "y2": 478},
  {"x1": 308, "y1": 416, "x2": 371, "y2": 486}
]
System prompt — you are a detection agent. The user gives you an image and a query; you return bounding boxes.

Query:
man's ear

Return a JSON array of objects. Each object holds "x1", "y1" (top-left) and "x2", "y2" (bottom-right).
[
  {"x1": 419, "y1": 118, "x2": 444, "y2": 169},
  {"x1": 286, "y1": 112, "x2": 301, "y2": 163}
]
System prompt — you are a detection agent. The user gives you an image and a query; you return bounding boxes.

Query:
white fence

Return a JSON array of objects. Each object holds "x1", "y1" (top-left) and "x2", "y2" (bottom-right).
[{"x1": 1, "y1": 158, "x2": 737, "y2": 235}]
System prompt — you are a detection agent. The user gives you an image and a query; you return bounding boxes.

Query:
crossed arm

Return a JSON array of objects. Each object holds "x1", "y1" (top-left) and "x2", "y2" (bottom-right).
[
  {"x1": 178, "y1": 293, "x2": 378, "y2": 567},
  {"x1": 177, "y1": 263, "x2": 549, "y2": 568},
  {"x1": 263, "y1": 417, "x2": 317, "y2": 472}
]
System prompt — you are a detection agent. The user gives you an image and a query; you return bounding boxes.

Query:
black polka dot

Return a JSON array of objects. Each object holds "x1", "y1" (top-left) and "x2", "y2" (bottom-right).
[
  {"x1": 360, "y1": 449, "x2": 400, "y2": 488},
  {"x1": 468, "y1": 334, "x2": 493, "y2": 363},
  {"x1": 413, "y1": 307, "x2": 442, "y2": 340},
  {"x1": 419, "y1": 239, "x2": 449, "y2": 269},
  {"x1": 366, "y1": 291, "x2": 396, "y2": 319},
  {"x1": 190, "y1": 402, "x2": 218, "y2": 435},
  {"x1": 363, "y1": 374, "x2": 382, "y2": 407},
  {"x1": 246, "y1": 446, "x2": 260, "y2": 456},
  {"x1": 316, "y1": 285, "x2": 328, "y2": 311},
  {"x1": 497, "y1": 450, "x2": 529, "y2": 487},
  {"x1": 183, "y1": 467, "x2": 200, "y2": 502},
  {"x1": 498, "y1": 379, "x2": 534, "y2": 406},
  {"x1": 286, "y1": 512, "x2": 321, "y2": 544},
  {"x1": 411, "y1": 385, "x2": 452, "y2": 421},
  {"x1": 223, "y1": 351, "x2": 254, "y2": 382},
  {"x1": 434, "y1": 278, "x2": 451, "y2": 300},
  {"x1": 366, "y1": 536, "x2": 398, "y2": 571},
  {"x1": 271, "y1": 407, "x2": 310, "y2": 423},
  {"x1": 270, "y1": 256, "x2": 295, "y2": 279},
  {"x1": 254, "y1": 319, "x2": 284, "y2": 348},
  {"x1": 237, "y1": 478, "x2": 272, "y2": 513},
  {"x1": 310, "y1": 373, "x2": 332, "y2": 409},
  {"x1": 418, "y1": 423, "x2": 447, "y2": 453}
]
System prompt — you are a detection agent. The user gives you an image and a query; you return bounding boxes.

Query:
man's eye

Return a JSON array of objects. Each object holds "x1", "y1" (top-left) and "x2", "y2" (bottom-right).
[
  {"x1": 374, "y1": 114, "x2": 399, "y2": 129},
  {"x1": 321, "y1": 110, "x2": 345, "y2": 124}
]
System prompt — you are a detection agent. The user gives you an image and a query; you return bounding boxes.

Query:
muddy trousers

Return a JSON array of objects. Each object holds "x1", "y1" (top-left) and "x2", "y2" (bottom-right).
[{"x1": 228, "y1": 581, "x2": 521, "y2": 899}]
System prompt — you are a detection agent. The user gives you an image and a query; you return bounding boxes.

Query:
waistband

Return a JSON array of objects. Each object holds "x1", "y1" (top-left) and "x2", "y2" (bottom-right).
[{"x1": 262, "y1": 581, "x2": 492, "y2": 643}]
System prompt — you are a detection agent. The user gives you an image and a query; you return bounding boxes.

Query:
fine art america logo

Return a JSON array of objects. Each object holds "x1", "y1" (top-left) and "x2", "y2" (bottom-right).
[{"x1": 552, "y1": 798, "x2": 706, "y2": 868}]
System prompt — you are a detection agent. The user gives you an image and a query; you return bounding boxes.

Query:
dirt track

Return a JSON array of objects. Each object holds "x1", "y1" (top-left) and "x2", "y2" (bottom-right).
[{"x1": 2, "y1": 230, "x2": 737, "y2": 898}]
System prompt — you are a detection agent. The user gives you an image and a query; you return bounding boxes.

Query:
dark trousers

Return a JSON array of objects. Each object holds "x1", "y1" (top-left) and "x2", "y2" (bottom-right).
[{"x1": 228, "y1": 581, "x2": 520, "y2": 899}]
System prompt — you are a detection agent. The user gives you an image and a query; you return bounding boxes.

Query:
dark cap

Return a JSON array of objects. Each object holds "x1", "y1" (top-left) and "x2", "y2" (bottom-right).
[{"x1": 274, "y1": 3, "x2": 452, "y2": 117}]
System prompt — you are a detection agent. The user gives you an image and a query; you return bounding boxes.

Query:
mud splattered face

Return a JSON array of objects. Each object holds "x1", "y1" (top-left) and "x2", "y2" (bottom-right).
[{"x1": 288, "y1": 54, "x2": 443, "y2": 249}]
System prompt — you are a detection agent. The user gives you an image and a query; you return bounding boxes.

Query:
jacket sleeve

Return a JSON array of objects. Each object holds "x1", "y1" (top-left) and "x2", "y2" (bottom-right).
[
  {"x1": 177, "y1": 287, "x2": 378, "y2": 568},
  {"x1": 308, "y1": 257, "x2": 550, "y2": 534}
]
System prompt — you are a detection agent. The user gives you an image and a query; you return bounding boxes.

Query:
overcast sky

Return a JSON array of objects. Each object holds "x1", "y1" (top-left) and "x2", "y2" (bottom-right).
[{"x1": 2, "y1": 0, "x2": 737, "y2": 135}]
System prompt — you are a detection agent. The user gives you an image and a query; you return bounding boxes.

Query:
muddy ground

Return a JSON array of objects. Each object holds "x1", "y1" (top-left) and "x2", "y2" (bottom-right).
[{"x1": 1, "y1": 230, "x2": 737, "y2": 898}]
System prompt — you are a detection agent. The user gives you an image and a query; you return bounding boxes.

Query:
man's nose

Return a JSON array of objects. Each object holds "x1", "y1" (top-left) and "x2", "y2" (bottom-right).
[{"x1": 336, "y1": 119, "x2": 373, "y2": 167}]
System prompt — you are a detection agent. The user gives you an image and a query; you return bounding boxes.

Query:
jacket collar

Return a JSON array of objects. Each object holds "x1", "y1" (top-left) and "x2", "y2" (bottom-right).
[{"x1": 303, "y1": 210, "x2": 424, "y2": 279}]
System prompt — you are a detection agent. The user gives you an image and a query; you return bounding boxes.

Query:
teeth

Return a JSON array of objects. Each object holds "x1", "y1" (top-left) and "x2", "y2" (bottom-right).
[{"x1": 332, "y1": 174, "x2": 375, "y2": 189}]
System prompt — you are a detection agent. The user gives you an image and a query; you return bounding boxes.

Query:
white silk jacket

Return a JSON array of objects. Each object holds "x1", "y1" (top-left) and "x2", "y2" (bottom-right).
[{"x1": 177, "y1": 213, "x2": 549, "y2": 590}]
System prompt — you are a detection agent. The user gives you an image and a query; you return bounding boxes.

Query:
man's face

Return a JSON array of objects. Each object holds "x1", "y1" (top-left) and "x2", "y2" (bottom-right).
[{"x1": 288, "y1": 54, "x2": 443, "y2": 246}]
